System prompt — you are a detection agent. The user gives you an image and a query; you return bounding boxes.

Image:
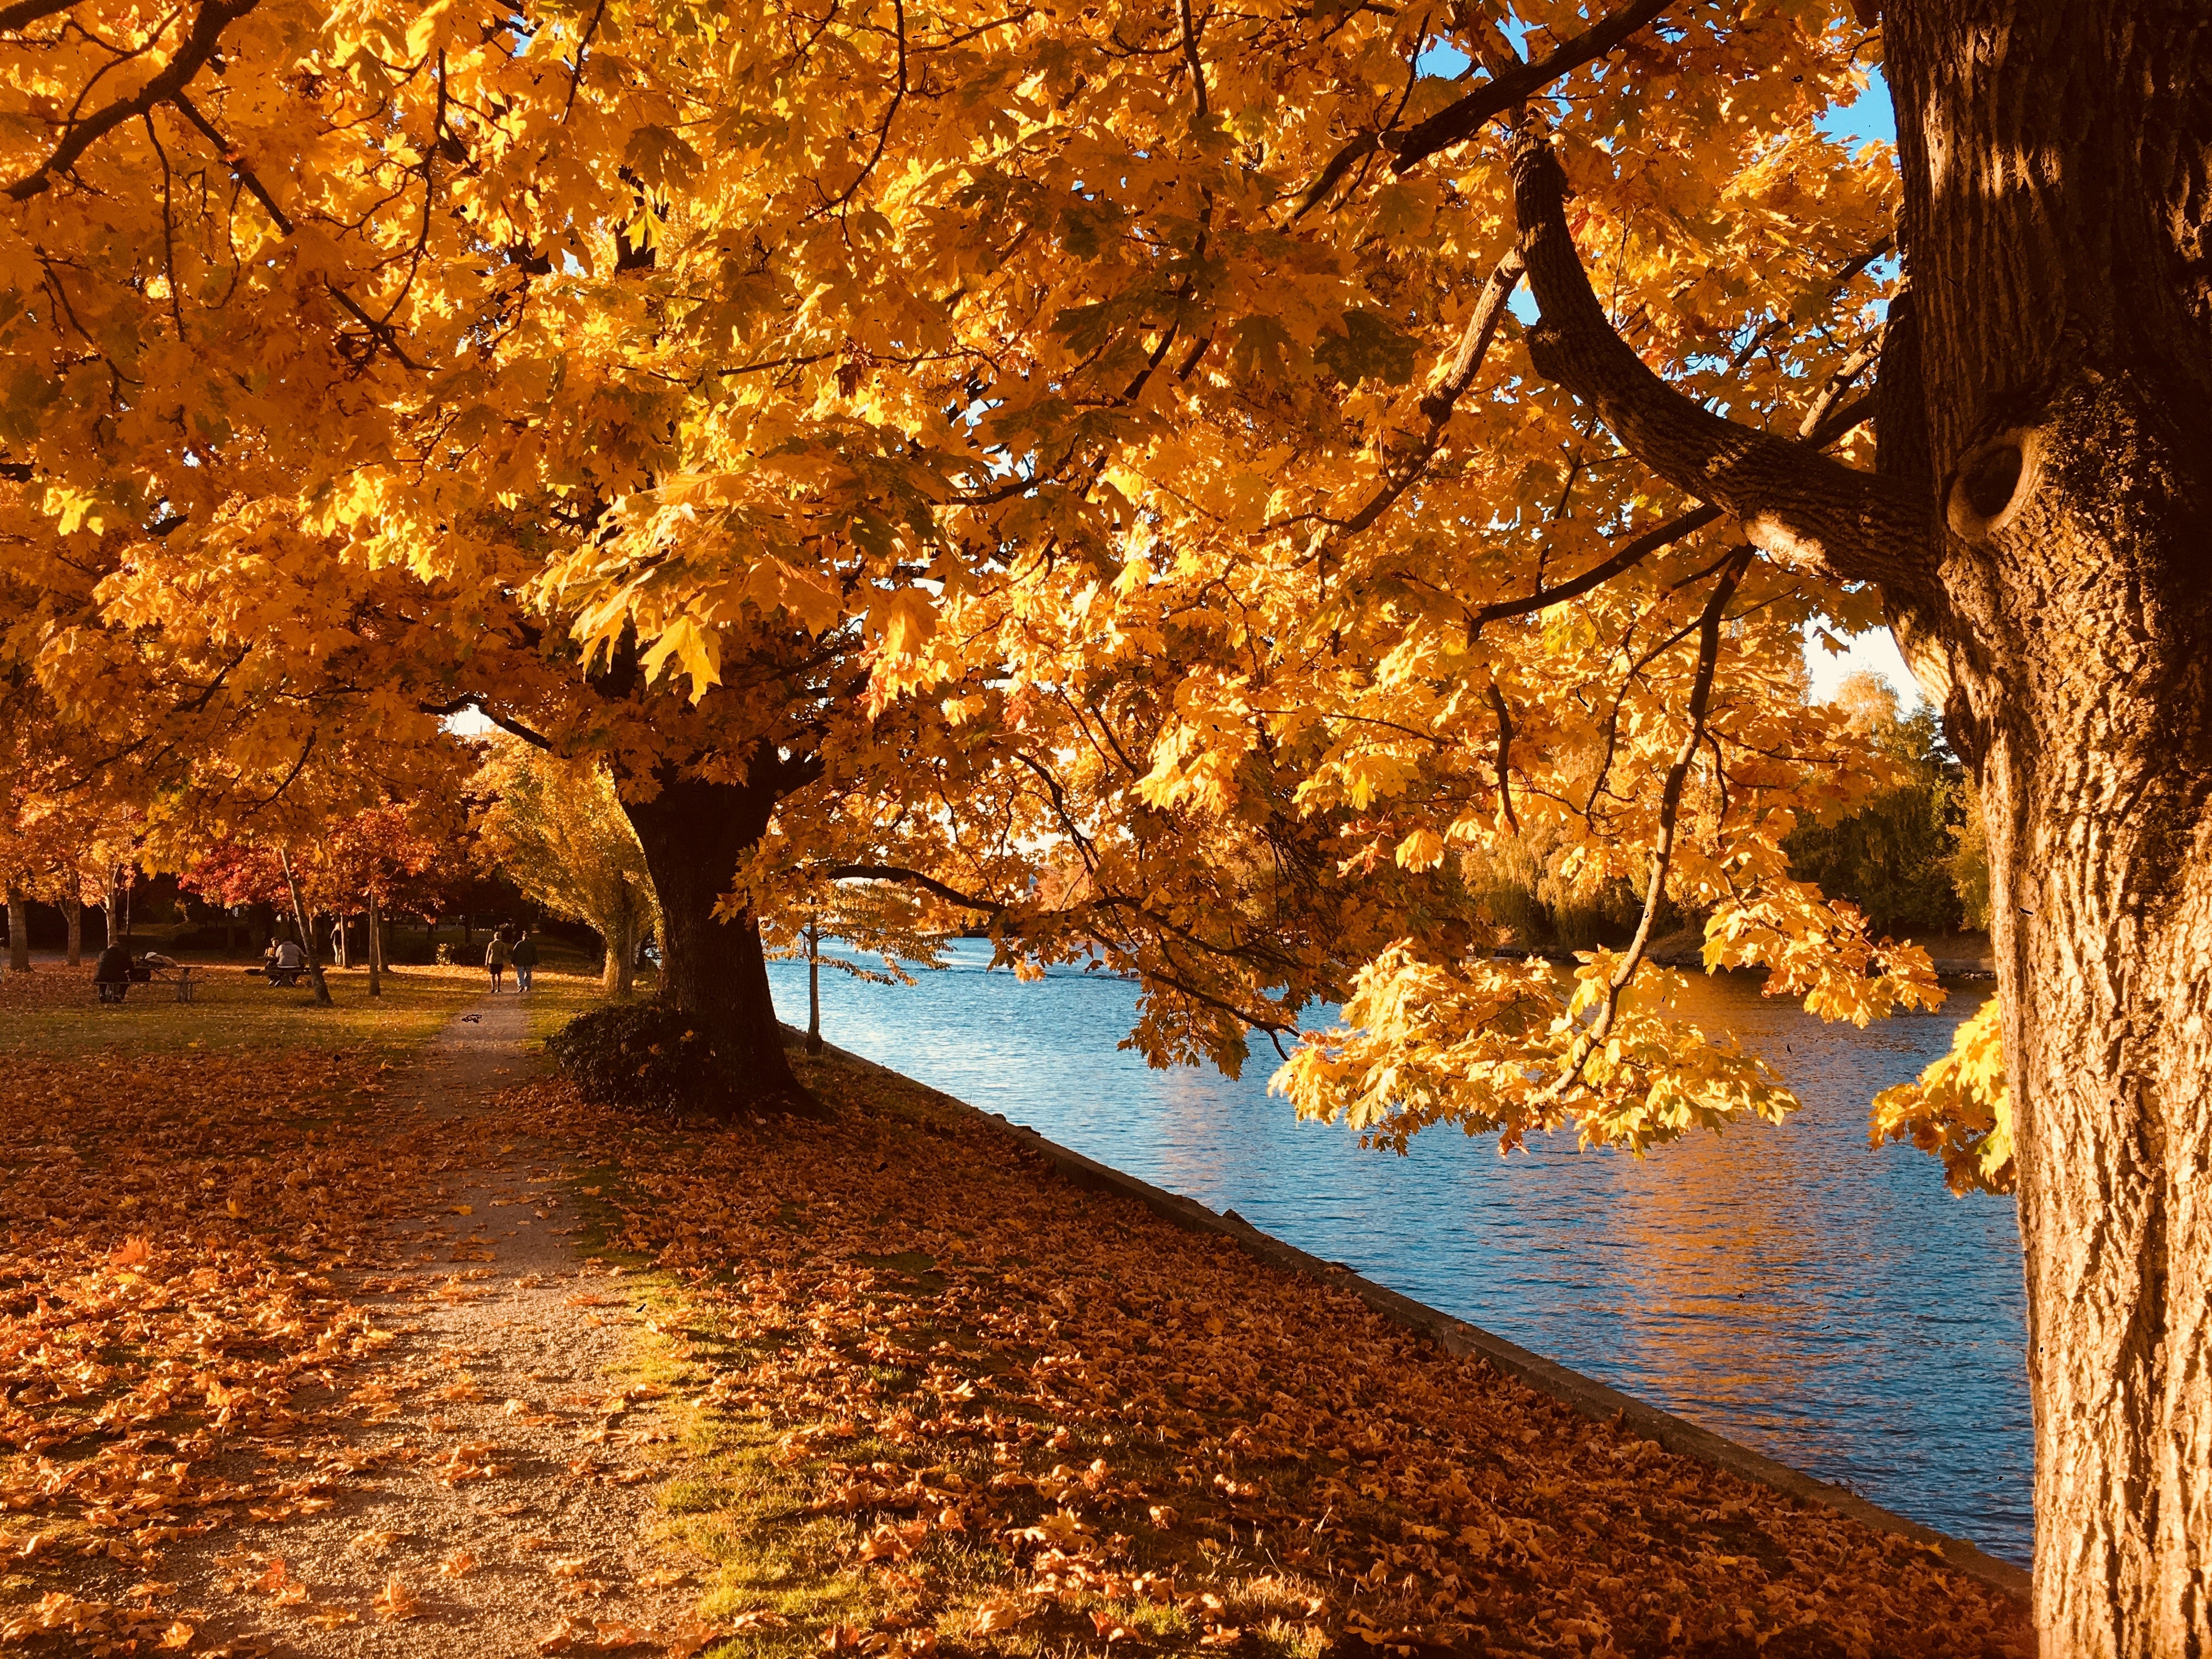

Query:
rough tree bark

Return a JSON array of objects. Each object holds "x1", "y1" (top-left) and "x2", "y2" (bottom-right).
[
  {"x1": 61, "y1": 894, "x2": 81, "y2": 967},
  {"x1": 621, "y1": 765, "x2": 802, "y2": 1109},
  {"x1": 1505, "y1": 5, "x2": 2210, "y2": 1647}
]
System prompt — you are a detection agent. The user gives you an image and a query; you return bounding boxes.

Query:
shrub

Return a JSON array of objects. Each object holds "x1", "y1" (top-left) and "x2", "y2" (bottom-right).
[
  {"x1": 437, "y1": 941, "x2": 475, "y2": 966},
  {"x1": 544, "y1": 1004, "x2": 730, "y2": 1116}
]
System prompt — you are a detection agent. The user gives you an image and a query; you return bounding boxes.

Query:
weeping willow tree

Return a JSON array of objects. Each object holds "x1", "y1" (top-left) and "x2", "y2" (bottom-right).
[{"x1": 476, "y1": 742, "x2": 659, "y2": 997}]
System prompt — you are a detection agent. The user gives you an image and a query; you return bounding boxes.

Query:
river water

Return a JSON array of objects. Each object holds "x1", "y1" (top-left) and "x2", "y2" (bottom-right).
[{"x1": 765, "y1": 943, "x2": 2030, "y2": 1564}]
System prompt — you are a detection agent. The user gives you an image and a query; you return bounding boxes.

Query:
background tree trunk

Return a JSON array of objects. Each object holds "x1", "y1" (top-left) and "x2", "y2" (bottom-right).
[
  {"x1": 1878, "y1": 8, "x2": 2212, "y2": 1649},
  {"x1": 622, "y1": 768, "x2": 799, "y2": 1109},
  {"x1": 61, "y1": 894, "x2": 80, "y2": 967},
  {"x1": 278, "y1": 849, "x2": 334, "y2": 1008},
  {"x1": 806, "y1": 922, "x2": 823, "y2": 1055},
  {"x1": 599, "y1": 899, "x2": 639, "y2": 999},
  {"x1": 4, "y1": 886, "x2": 27, "y2": 974},
  {"x1": 367, "y1": 895, "x2": 381, "y2": 997}
]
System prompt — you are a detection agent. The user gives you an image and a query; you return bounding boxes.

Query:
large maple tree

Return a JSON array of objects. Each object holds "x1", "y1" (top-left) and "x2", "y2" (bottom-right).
[{"x1": 3, "y1": 0, "x2": 2205, "y2": 1647}]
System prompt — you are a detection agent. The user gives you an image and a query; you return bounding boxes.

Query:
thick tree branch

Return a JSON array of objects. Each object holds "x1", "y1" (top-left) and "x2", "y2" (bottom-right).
[
  {"x1": 4, "y1": 0, "x2": 258, "y2": 201},
  {"x1": 0, "y1": 0, "x2": 79, "y2": 30},
  {"x1": 1390, "y1": 0, "x2": 1672, "y2": 174},
  {"x1": 418, "y1": 695, "x2": 554, "y2": 751},
  {"x1": 1510, "y1": 138, "x2": 1937, "y2": 592}
]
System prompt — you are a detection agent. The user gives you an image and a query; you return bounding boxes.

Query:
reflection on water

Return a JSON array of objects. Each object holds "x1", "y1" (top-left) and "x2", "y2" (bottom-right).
[{"x1": 767, "y1": 942, "x2": 2030, "y2": 1564}]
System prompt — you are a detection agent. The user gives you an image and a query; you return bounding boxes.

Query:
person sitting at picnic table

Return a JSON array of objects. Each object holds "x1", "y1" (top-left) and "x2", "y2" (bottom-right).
[
  {"x1": 263, "y1": 936, "x2": 306, "y2": 983},
  {"x1": 94, "y1": 940, "x2": 133, "y2": 1004},
  {"x1": 510, "y1": 928, "x2": 538, "y2": 992},
  {"x1": 485, "y1": 929, "x2": 510, "y2": 992}
]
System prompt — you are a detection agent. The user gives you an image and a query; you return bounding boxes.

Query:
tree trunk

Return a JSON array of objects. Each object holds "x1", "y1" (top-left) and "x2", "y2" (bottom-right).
[
  {"x1": 621, "y1": 768, "x2": 800, "y2": 1109},
  {"x1": 278, "y1": 849, "x2": 335, "y2": 1007},
  {"x1": 367, "y1": 895, "x2": 381, "y2": 997},
  {"x1": 1878, "y1": 10, "x2": 2212, "y2": 1650},
  {"x1": 4, "y1": 885, "x2": 27, "y2": 974},
  {"x1": 61, "y1": 894, "x2": 81, "y2": 967},
  {"x1": 806, "y1": 923, "x2": 823, "y2": 1055},
  {"x1": 599, "y1": 902, "x2": 639, "y2": 999}
]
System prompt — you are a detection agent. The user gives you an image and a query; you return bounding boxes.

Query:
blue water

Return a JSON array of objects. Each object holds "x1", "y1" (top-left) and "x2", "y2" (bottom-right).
[{"x1": 768, "y1": 942, "x2": 2030, "y2": 1564}]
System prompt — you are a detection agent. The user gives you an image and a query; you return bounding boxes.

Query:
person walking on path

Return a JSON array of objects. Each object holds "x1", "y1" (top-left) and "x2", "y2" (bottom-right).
[
  {"x1": 485, "y1": 930, "x2": 510, "y2": 993},
  {"x1": 510, "y1": 928, "x2": 538, "y2": 992}
]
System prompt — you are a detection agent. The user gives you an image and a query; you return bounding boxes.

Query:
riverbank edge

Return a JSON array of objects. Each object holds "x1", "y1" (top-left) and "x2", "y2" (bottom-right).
[{"x1": 792, "y1": 1029, "x2": 2033, "y2": 1608}]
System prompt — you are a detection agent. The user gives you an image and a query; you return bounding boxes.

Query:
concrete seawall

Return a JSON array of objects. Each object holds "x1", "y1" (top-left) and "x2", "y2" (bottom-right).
[{"x1": 795, "y1": 1029, "x2": 2033, "y2": 1607}]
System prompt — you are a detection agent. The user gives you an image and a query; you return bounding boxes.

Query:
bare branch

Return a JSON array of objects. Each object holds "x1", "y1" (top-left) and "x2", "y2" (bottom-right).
[
  {"x1": 1391, "y1": 0, "x2": 1672, "y2": 174},
  {"x1": 1510, "y1": 137, "x2": 1936, "y2": 592},
  {"x1": 562, "y1": 0, "x2": 608, "y2": 123},
  {"x1": 1487, "y1": 681, "x2": 1519, "y2": 834},
  {"x1": 1471, "y1": 504, "x2": 1719, "y2": 629},
  {"x1": 326, "y1": 283, "x2": 427, "y2": 372},
  {"x1": 1176, "y1": 0, "x2": 1209, "y2": 119},
  {"x1": 1289, "y1": 130, "x2": 1379, "y2": 221},
  {"x1": 1541, "y1": 546, "x2": 1751, "y2": 1103},
  {"x1": 826, "y1": 862, "x2": 1005, "y2": 912},
  {"x1": 1289, "y1": 249, "x2": 1522, "y2": 544},
  {"x1": 1720, "y1": 238, "x2": 1891, "y2": 384},
  {"x1": 4, "y1": 0, "x2": 258, "y2": 201},
  {"x1": 170, "y1": 90, "x2": 294, "y2": 233},
  {"x1": 419, "y1": 695, "x2": 553, "y2": 750}
]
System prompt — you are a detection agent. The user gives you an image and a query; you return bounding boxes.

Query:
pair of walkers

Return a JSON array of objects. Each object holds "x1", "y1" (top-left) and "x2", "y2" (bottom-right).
[{"x1": 484, "y1": 926, "x2": 538, "y2": 993}]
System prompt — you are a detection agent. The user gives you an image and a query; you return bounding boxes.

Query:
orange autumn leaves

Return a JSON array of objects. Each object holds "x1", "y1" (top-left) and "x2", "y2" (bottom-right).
[
  {"x1": 0, "y1": 0, "x2": 1971, "y2": 1176},
  {"x1": 0, "y1": 1054, "x2": 413, "y2": 1649},
  {"x1": 499, "y1": 1050, "x2": 2031, "y2": 1658}
]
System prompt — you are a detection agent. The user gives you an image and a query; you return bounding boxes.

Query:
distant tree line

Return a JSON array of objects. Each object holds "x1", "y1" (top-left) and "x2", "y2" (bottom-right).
[{"x1": 1782, "y1": 673, "x2": 1989, "y2": 940}]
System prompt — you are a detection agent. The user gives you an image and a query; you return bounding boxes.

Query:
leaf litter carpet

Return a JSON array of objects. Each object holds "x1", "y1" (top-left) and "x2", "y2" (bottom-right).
[
  {"x1": 2, "y1": 994, "x2": 2034, "y2": 1658},
  {"x1": 1, "y1": 993, "x2": 706, "y2": 1657}
]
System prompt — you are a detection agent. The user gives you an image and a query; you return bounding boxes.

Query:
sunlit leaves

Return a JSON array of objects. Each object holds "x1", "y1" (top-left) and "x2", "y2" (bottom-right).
[{"x1": 1871, "y1": 998, "x2": 2013, "y2": 1195}]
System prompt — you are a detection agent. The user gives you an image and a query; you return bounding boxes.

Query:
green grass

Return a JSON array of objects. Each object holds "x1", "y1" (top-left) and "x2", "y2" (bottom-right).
[
  {"x1": 0, "y1": 932, "x2": 662, "y2": 1059},
  {"x1": 517, "y1": 969, "x2": 657, "y2": 1047},
  {"x1": 0, "y1": 960, "x2": 496, "y2": 1057}
]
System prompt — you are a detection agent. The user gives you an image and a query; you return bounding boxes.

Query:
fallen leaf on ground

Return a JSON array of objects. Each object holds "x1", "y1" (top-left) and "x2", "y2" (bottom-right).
[
  {"x1": 374, "y1": 1573, "x2": 422, "y2": 1620},
  {"x1": 539, "y1": 1614, "x2": 595, "y2": 1654}
]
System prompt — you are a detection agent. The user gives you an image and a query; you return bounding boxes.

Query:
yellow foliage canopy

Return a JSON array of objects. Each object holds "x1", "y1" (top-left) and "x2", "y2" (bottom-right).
[{"x1": 0, "y1": 0, "x2": 1991, "y2": 1159}]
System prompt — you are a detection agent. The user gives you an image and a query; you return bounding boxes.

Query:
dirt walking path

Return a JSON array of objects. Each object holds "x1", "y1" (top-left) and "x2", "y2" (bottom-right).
[{"x1": 118, "y1": 992, "x2": 704, "y2": 1658}]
